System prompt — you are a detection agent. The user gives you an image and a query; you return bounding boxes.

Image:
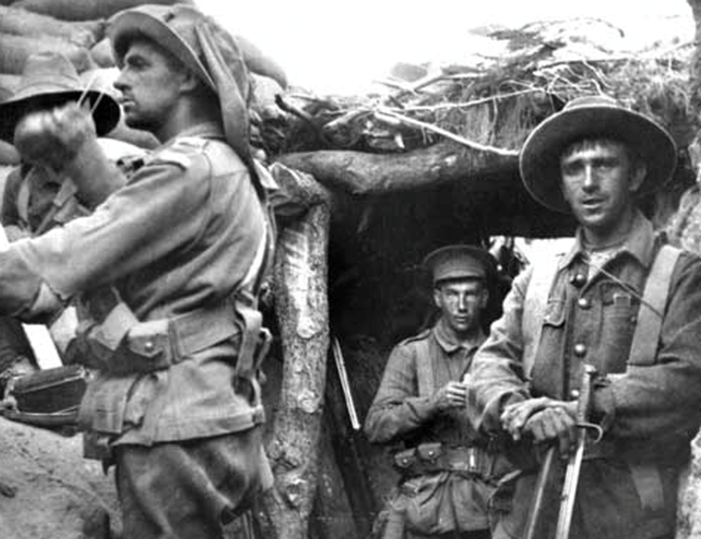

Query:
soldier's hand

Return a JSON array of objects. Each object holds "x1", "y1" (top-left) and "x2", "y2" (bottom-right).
[
  {"x1": 14, "y1": 102, "x2": 97, "y2": 171},
  {"x1": 522, "y1": 405, "x2": 577, "y2": 458},
  {"x1": 501, "y1": 397, "x2": 576, "y2": 442},
  {"x1": 431, "y1": 381, "x2": 467, "y2": 411},
  {"x1": 501, "y1": 397, "x2": 551, "y2": 440}
]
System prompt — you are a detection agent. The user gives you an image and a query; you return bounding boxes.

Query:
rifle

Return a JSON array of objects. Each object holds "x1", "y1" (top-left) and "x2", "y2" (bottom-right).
[
  {"x1": 524, "y1": 364, "x2": 601, "y2": 539},
  {"x1": 331, "y1": 335, "x2": 360, "y2": 430}
]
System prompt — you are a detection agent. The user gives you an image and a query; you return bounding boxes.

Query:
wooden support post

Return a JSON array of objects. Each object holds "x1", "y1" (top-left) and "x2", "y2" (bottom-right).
[{"x1": 261, "y1": 165, "x2": 331, "y2": 539}]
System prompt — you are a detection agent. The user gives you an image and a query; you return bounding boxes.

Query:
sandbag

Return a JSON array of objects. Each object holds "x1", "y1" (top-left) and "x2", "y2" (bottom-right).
[
  {"x1": 12, "y1": 0, "x2": 194, "y2": 21},
  {"x1": 89, "y1": 37, "x2": 116, "y2": 68},
  {"x1": 81, "y1": 68, "x2": 160, "y2": 149},
  {"x1": 0, "y1": 6, "x2": 104, "y2": 49},
  {"x1": 251, "y1": 73, "x2": 285, "y2": 112},
  {"x1": 0, "y1": 73, "x2": 21, "y2": 93},
  {"x1": 0, "y1": 33, "x2": 95, "y2": 74}
]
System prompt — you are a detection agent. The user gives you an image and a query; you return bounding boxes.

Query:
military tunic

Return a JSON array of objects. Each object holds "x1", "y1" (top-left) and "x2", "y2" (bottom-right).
[
  {"x1": 365, "y1": 319, "x2": 497, "y2": 535},
  {"x1": 468, "y1": 212, "x2": 701, "y2": 539},
  {"x1": 0, "y1": 122, "x2": 268, "y2": 446}
]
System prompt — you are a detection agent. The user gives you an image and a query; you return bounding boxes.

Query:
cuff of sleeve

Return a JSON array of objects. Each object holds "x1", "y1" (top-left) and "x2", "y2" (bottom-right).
[
  {"x1": 412, "y1": 396, "x2": 438, "y2": 421},
  {"x1": 0, "y1": 250, "x2": 42, "y2": 317}
]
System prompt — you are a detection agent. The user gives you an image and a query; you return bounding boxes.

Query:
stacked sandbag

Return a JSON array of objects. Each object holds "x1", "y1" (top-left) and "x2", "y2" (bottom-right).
[
  {"x1": 11, "y1": 0, "x2": 193, "y2": 21},
  {"x1": 0, "y1": 0, "x2": 290, "y2": 164},
  {"x1": 0, "y1": 1, "x2": 194, "y2": 166}
]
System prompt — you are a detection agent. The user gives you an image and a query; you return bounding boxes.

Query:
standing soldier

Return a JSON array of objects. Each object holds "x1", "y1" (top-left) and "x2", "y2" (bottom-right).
[
  {"x1": 365, "y1": 245, "x2": 510, "y2": 539},
  {"x1": 467, "y1": 95, "x2": 701, "y2": 539},
  {"x1": 0, "y1": 5, "x2": 283, "y2": 538}
]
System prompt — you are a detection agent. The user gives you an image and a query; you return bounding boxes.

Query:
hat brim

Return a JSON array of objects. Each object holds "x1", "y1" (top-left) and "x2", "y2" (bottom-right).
[
  {"x1": 0, "y1": 89, "x2": 121, "y2": 143},
  {"x1": 519, "y1": 105, "x2": 678, "y2": 213},
  {"x1": 108, "y1": 8, "x2": 216, "y2": 91}
]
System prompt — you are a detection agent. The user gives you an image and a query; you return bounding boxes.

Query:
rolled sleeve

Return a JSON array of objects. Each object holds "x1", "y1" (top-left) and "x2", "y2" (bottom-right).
[
  {"x1": 0, "y1": 246, "x2": 43, "y2": 316},
  {"x1": 467, "y1": 269, "x2": 531, "y2": 434}
]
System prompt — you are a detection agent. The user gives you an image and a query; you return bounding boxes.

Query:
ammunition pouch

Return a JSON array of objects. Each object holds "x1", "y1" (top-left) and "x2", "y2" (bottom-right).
[
  {"x1": 393, "y1": 442, "x2": 497, "y2": 480},
  {"x1": 76, "y1": 289, "x2": 271, "y2": 385},
  {"x1": 3, "y1": 364, "x2": 88, "y2": 429}
]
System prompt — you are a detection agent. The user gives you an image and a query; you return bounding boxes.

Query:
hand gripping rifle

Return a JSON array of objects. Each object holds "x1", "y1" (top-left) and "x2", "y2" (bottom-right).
[{"x1": 524, "y1": 364, "x2": 602, "y2": 539}]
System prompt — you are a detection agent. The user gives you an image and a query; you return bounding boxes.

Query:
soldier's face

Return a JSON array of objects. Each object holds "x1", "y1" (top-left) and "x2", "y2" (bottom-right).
[
  {"x1": 560, "y1": 139, "x2": 645, "y2": 242},
  {"x1": 113, "y1": 39, "x2": 187, "y2": 137},
  {"x1": 434, "y1": 279, "x2": 487, "y2": 338}
]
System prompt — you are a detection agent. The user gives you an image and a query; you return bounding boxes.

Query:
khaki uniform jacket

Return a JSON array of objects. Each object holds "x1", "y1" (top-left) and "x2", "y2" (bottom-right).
[
  {"x1": 365, "y1": 321, "x2": 496, "y2": 532},
  {"x1": 0, "y1": 122, "x2": 267, "y2": 446},
  {"x1": 468, "y1": 212, "x2": 701, "y2": 539}
]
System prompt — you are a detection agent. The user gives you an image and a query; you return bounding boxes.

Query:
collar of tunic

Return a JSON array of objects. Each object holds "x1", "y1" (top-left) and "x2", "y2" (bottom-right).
[
  {"x1": 559, "y1": 210, "x2": 656, "y2": 271},
  {"x1": 432, "y1": 318, "x2": 486, "y2": 355}
]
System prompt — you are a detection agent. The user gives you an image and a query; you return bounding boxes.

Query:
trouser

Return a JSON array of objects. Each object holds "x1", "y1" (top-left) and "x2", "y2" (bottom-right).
[{"x1": 115, "y1": 426, "x2": 267, "y2": 539}]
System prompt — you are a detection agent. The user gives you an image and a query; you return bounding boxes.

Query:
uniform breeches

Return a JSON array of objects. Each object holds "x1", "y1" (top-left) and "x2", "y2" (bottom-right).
[{"x1": 115, "y1": 426, "x2": 267, "y2": 539}]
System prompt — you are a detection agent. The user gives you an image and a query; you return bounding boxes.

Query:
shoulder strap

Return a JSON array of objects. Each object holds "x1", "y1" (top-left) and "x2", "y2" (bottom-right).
[
  {"x1": 522, "y1": 256, "x2": 562, "y2": 379},
  {"x1": 415, "y1": 337, "x2": 435, "y2": 397},
  {"x1": 627, "y1": 244, "x2": 681, "y2": 366}
]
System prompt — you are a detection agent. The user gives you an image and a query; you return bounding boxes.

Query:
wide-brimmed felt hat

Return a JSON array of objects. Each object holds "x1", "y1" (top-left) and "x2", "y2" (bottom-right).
[
  {"x1": 108, "y1": 5, "x2": 288, "y2": 91},
  {"x1": 424, "y1": 245, "x2": 494, "y2": 285},
  {"x1": 107, "y1": 4, "x2": 287, "y2": 198},
  {"x1": 0, "y1": 52, "x2": 121, "y2": 143},
  {"x1": 519, "y1": 95, "x2": 677, "y2": 213}
]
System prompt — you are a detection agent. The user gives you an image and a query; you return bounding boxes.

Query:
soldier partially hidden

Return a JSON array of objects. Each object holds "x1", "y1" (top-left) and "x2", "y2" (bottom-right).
[{"x1": 365, "y1": 245, "x2": 511, "y2": 539}]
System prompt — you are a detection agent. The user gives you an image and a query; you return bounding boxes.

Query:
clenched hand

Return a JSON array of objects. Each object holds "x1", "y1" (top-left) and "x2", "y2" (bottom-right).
[
  {"x1": 501, "y1": 397, "x2": 578, "y2": 457},
  {"x1": 14, "y1": 102, "x2": 97, "y2": 171},
  {"x1": 431, "y1": 381, "x2": 467, "y2": 411}
]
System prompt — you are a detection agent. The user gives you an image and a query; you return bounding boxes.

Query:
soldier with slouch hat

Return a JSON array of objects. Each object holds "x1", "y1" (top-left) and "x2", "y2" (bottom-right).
[
  {"x1": 0, "y1": 51, "x2": 139, "y2": 380},
  {"x1": 0, "y1": 4, "x2": 285, "y2": 537},
  {"x1": 466, "y1": 95, "x2": 701, "y2": 539}
]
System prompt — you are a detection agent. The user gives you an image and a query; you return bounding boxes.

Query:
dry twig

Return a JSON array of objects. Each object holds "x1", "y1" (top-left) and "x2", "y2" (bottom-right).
[{"x1": 375, "y1": 108, "x2": 519, "y2": 157}]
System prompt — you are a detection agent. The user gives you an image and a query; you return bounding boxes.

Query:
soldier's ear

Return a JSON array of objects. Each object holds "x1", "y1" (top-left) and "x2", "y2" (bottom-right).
[
  {"x1": 433, "y1": 286, "x2": 442, "y2": 309},
  {"x1": 629, "y1": 162, "x2": 646, "y2": 193},
  {"x1": 179, "y1": 69, "x2": 201, "y2": 94}
]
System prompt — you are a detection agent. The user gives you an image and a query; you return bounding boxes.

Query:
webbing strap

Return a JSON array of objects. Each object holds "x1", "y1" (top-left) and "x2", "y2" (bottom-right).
[
  {"x1": 523, "y1": 259, "x2": 561, "y2": 380},
  {"x1": 628, "y1": 463, "x2": 665, "y2": 513},
  {"x1": 234, "y1": 304, "x2": 263, "y2": 381},
  {"x1": 523, "y1": 244, "x2": 680, "y2": 375},
  {"x1": 627, "y1": 244, "x2": 681, "y2": 366}
]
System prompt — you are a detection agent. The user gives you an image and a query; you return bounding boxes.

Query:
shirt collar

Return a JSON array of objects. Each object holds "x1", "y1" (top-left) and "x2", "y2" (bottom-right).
[
  {"x1": 432, "y1": 318, "x2": 486, "y2": 354},
  {"x1": 558, "y1": 210, "x2": 656, "y2": 270}
]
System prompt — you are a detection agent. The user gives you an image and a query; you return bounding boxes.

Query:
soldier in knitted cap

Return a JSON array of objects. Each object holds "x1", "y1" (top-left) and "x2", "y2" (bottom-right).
[
  {"x1": 0, "y1": 5, "x2": 284, "y2": 537},
  {"x1": 365, "y1": 245, "x2": 512, "y2": 539}
]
